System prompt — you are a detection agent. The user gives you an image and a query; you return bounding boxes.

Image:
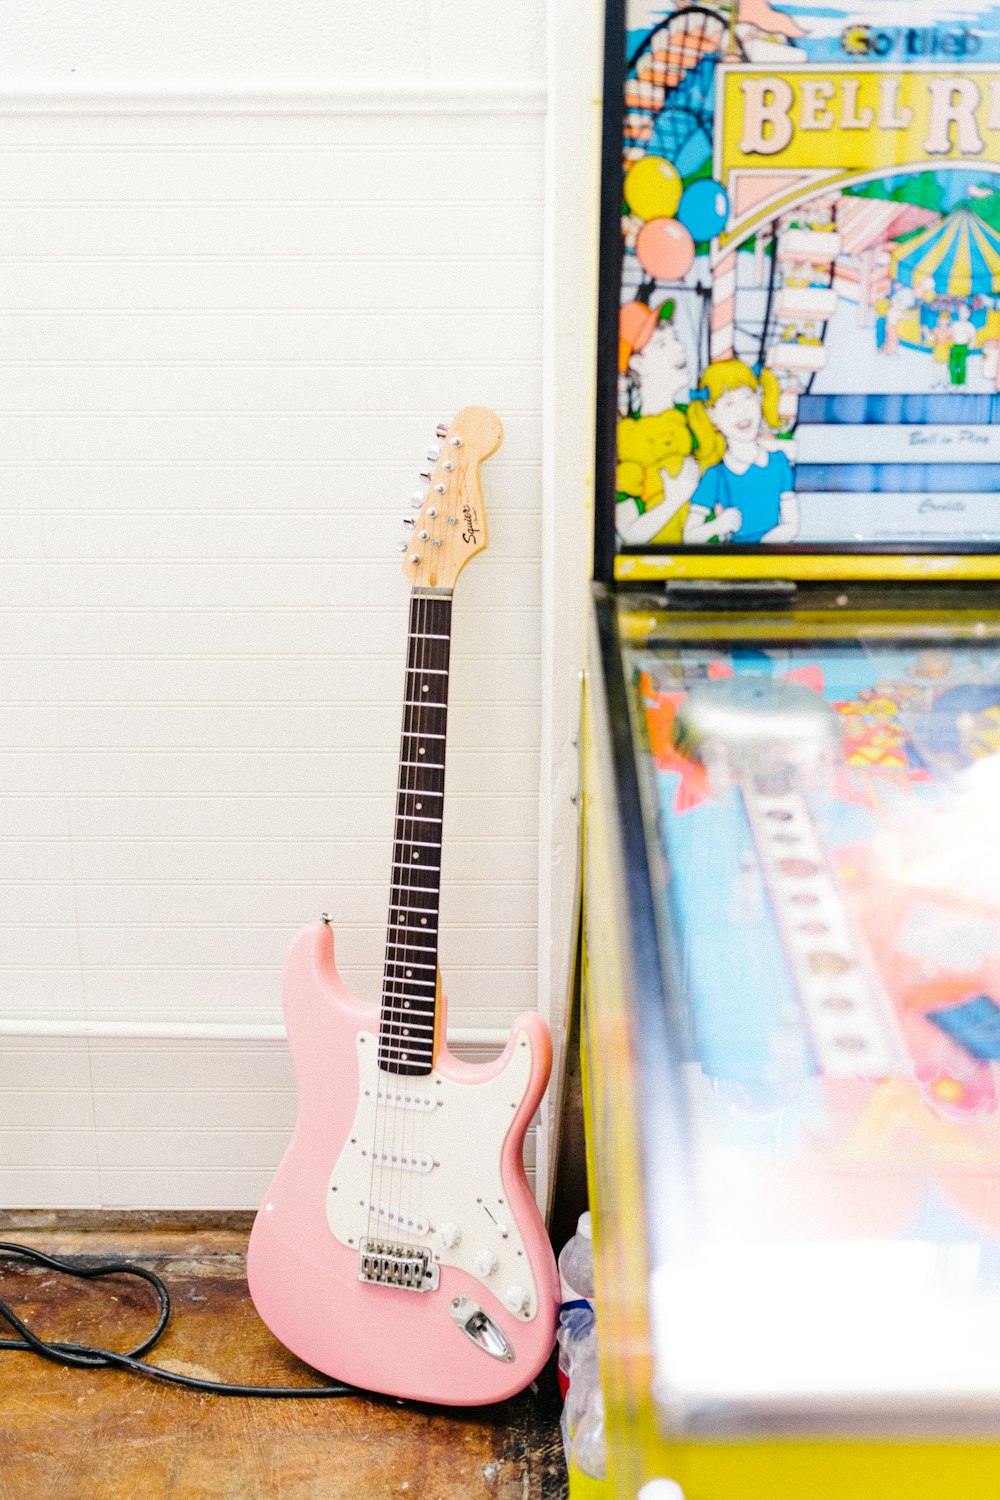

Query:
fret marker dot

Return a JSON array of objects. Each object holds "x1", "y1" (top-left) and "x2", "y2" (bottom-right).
[
  {"x1": 405, "y1": 970, "x2": 412, "y2": 978},
  {"x1": 412, "y1": 851, "x2": 420, "y2": 861},
  {"x1": 422, "y1": 685, "x2": 429, "y2": 693},
  {"x1": 420, "y1": 918, "x2": 427, "y2": 926},
  {"x1": 419, "y1": 748, "x2": 425, "y2": 756},
  {"x1": 416, "y1": 802, "x2": 422, "y2": 810}
]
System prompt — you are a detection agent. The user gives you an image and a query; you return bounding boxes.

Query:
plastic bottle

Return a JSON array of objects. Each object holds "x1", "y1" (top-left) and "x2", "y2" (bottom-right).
[
  {"x1": 567, "y1": 1386, "x2": 607, "y2": 1499},
  {"x1": 558, "y1": 1210, "x2": 595, "y2": 1304},
  {"x1": 556, "y1": 1300, "x2": 595, "y2": 1399}
]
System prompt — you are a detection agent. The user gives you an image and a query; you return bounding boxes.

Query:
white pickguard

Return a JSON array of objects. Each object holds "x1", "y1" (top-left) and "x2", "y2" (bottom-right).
[{"x1": 327, "y1": 1031, "x2": 539, "y2": 1321}]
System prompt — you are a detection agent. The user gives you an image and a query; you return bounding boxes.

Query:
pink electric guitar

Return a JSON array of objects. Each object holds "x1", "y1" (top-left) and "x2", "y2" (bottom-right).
[{"x1": 247, "y1": 407, "x2": 559, "y2": 1404}]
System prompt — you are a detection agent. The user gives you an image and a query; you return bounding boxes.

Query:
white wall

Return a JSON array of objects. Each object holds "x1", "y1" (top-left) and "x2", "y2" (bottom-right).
[{"x1": 0, "y1": 2, "x2": 597, "y2": 1209}]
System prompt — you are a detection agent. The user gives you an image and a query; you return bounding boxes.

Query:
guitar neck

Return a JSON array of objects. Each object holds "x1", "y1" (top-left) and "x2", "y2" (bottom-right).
[{"x1": 378, "y1": 587, "x2": 454, "y2": 1076}]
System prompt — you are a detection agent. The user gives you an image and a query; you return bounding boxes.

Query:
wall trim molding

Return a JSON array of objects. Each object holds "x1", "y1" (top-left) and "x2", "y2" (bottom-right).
[
  {"x1": 0, "y1": 80, "x2": 547, "y2": 117},
  {"x1": 0, "y1": 1018, "x2": 510, "y2": 1047}
]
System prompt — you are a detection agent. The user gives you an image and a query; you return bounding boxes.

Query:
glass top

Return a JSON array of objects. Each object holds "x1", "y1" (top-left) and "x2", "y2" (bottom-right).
[{"x1": 622, "y1": 621, "x2": 1000, "y2": 1428}]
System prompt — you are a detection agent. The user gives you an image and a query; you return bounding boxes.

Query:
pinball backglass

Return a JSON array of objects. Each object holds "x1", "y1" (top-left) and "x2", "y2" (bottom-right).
[{"x1": 604, "y1": 0, "x2": 1000, "y2": 569}]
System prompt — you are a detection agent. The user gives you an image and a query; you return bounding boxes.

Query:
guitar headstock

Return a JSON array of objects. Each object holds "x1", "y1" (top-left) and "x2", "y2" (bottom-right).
[{"x1": 401, "y1": 406, "x2": 503, "y2": 591}]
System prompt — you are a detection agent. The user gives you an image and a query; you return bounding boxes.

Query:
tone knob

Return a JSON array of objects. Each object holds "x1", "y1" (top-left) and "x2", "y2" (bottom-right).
[
  {"x1": 473, "y1": 1249, "x2": 498, "y2": 1278},
  {"x1": 438, "y1": 1222, "x2": 461, "y2": 1250},
  {"x1": 503, "y1": 1283, "x2": 528, "y2": 1314}
]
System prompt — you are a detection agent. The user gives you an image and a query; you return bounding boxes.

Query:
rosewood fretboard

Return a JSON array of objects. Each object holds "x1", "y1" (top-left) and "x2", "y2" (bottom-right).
[{"x1": 378, "y1": 588, "x2": 453, "y2": 1075}]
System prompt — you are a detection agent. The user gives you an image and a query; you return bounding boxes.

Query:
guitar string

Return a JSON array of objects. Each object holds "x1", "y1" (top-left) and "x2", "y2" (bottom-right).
[
  {"x1": 376, "y1": 585, "x2": 425, "y2": 1247},
  {"x1": 408, "y1": 587, "x2": 443, "y2": 1252},
  {"x1": 420, "y1": 589, "x2": 447, "y2": 1250},
  {"x1": 396, "y1": 584, "x2": 428, "y2": 1246},
  {"x1": 410, "y1": 588, "x2": 445, "y2": 1252},
  {"x1": 381, "y1": 586, "x2": 439, "y2": 1251},
  {"x1": 366, "y1": 580, "x2": 450, "y2": 1262},
  {"x1": 366, "y1": 587, "x2": 418, "y2": 1250}
]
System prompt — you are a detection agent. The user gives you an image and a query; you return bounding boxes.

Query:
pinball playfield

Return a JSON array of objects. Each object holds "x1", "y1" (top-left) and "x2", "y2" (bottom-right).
[{"x1": 583, "y1": 595, "x2": 1000, "y2": 1498}]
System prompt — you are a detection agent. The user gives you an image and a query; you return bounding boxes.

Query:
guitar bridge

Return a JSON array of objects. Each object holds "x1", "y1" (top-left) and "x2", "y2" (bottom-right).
[{"x1": 358, "y1": 1238, "x2": 440, "y2": 1292}]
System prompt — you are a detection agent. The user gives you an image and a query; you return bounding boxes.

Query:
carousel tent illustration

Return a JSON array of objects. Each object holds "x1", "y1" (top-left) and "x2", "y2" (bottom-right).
[{"x1": 890, "y1": 207, "x2": 1000, "y2": 298}]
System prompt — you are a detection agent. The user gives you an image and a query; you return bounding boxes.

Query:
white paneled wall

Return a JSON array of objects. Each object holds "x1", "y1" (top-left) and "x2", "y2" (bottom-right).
[{"x1": 0, "y1": 86, "x2": 565, "y2": 1208}]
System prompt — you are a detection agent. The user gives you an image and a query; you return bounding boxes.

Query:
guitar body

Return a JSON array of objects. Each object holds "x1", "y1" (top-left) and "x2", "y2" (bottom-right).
[{"x1": 247, "y1": 920, "x2": 559, "y2": 1404}]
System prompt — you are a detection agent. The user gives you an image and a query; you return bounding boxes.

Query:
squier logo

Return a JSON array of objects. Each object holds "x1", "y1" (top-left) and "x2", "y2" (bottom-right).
[{"x1": 462, "y1": 503, "x2": 481, "y2": 544}]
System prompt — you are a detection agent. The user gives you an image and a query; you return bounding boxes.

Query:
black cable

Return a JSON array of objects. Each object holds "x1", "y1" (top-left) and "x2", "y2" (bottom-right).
[{"x1": 0, "y1": 1241, "x2": 358, "y2": 1398}]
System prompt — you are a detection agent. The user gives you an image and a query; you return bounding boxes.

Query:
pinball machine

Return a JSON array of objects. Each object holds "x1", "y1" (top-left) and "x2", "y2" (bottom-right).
[{"x1": 581, "y1": 0, "x2": 1000, "y2": 1495}]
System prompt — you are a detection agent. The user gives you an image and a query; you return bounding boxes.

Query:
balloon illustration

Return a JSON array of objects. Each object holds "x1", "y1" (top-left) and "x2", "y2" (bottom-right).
[
  {"x1": 677, "y1": 178, "x2": 730, "y2": 242},
  {"x1": 636, "y1": 218, "x2": 695, "y2": 281},
  {"x1": 624, "y1": 156, "x2": 682, "y2": 222}
]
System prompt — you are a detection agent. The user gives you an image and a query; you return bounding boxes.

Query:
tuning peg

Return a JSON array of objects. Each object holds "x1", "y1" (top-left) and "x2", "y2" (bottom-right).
[
  {"x1": 409, "y1": 491, "x2": 424, "y2": 509},
  {"x1": 426, "y1": 443, "x2": 441, "y2": 462},
  {"x1": 435, "y1": 422, "x2": 449, "y2": 439}
]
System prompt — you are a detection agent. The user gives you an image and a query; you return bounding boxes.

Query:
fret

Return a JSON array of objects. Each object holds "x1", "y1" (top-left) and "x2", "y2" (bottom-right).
[
  {"x1": 399, "y1": 760, "x2": 445, "y2": 770},
  {"x1": 407, "y1": 632, "x2": 450, "y2": 641},
  {"x1": 393, "y1": 815, "x2": 443, "y2": 826},
  {"x1": 408, "y1": 667, "x2": 448, "y2": 676},
  {"x1": 385, "y1": 957, "x2": 436, "y2": 971},
  {"x1": 385, "y1": 938, "x2": 437, "y2": 952}
]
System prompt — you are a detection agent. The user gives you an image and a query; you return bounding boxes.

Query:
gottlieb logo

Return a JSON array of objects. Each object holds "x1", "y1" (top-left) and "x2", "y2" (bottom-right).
[{"x1": 841, "y1": 24, "x2": 981, "y2": 57}]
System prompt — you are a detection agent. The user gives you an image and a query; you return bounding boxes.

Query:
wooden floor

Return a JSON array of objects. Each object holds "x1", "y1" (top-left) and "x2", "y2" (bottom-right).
[{"x1": 0, "y1": 1212, "x2": 567, "y2": 1500}]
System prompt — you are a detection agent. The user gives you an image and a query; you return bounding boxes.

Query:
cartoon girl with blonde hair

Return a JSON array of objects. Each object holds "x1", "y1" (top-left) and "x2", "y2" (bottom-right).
[{"x1": 683, "y1": 359, "x2": 800, "y2": 544}]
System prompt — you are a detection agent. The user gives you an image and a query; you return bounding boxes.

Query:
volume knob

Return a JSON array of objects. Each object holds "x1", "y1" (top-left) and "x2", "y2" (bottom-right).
[
  {"x1": 473, "y1": 1249, "x2": 498, "y2": 1278},
  {"x1": 503, "y1": 1283, "x2": 528, "y2": 1314},
  {"x1": 438, "y1": 1222, "x2": 461, "y2": 1250}
]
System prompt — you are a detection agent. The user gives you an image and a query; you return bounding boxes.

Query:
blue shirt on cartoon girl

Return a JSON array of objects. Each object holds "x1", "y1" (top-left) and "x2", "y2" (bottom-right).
[{"x1": 690, "y1": 449, "x2": 794, "y2": 543}]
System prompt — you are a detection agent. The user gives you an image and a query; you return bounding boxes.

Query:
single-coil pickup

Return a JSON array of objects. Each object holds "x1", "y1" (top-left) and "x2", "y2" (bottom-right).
[
  {"x1": 367, "y1": 1201, "x2": 429, "y2": 1238},
  {"x1": 376, "y1": 1087, "x2": 436, "y2": 1112},
  {"x1": 361, "y1": 1148, "x2": 433, "y2": 1173}
]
